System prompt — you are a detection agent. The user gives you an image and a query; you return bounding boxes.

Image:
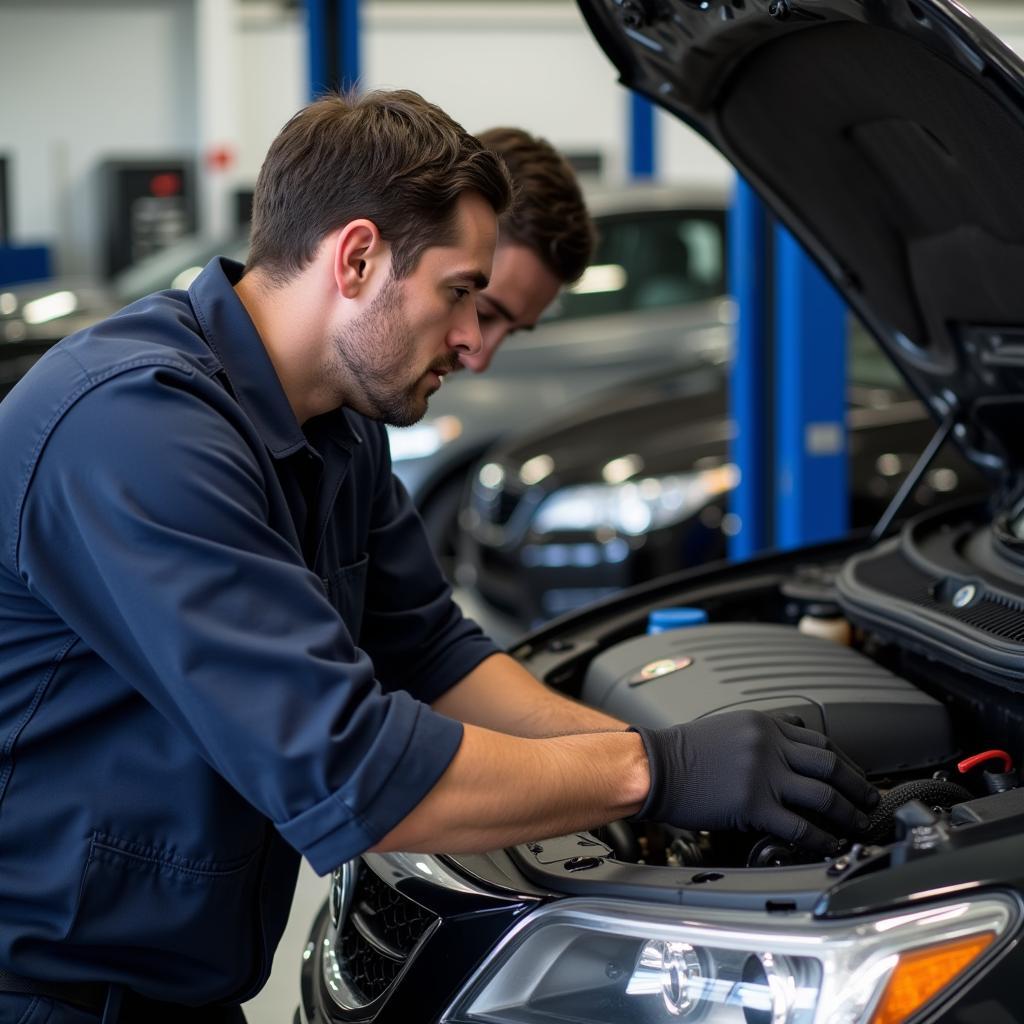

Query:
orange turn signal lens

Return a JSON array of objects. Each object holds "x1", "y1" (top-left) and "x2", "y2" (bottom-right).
[{"x1": 869, "y1": 931, "x2": 996, "y2": 1024}]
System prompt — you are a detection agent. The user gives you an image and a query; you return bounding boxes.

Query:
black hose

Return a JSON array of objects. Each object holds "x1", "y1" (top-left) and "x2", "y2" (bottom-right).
[{"x1": 860, "y1": 778, "x2": 972, "y2": 846}]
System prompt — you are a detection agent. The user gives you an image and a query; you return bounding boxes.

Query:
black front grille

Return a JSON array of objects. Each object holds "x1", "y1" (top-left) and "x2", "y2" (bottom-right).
[
  {"x1": 333, "y1": 864, "x2": 437, "y2": 1006},
  {"x1": 352, "y1": 867, "x2": 436, "y2": 958}
]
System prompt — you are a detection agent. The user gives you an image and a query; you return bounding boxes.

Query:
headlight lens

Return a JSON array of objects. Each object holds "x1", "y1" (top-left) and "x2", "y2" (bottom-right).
[
  {"x1": 532, "y1": 465, "x2": 738, "y2": 536},
  {"x1": 443, "y1": 894, "x2": 1016, "y2": 1024}
]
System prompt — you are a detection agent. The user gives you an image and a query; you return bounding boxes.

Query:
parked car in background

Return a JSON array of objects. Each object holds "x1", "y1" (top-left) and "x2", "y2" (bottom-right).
[
  {"x1": 300, "y1": 2, "x2": 1024, "y2": 1023},
  {"x1": 457, "y1": 325, "x2": 987, "y2": 631},
  {"x1": 383, "y1": 185, "x2": 730, "y2": 563},
  {"x1": 0, "y1": 232, "x2": 250, "y2": 403},
  {"x1": 0, "y1": 231, "x2": 249, "y2": 346}
]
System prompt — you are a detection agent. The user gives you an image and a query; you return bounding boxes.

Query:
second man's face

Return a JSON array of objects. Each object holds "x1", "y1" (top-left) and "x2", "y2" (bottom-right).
[{"x1": 460, "y1": 243, "x2": 563, "y2": 374}]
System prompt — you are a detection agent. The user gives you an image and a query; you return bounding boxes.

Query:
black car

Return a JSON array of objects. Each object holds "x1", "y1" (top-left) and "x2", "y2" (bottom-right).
[
  {"x1": 299, "y1": 2, "x2": 1024, "y2": 1022},
  {"x1": 457, "y1": 327, "x2": 987, "y2": 631}
]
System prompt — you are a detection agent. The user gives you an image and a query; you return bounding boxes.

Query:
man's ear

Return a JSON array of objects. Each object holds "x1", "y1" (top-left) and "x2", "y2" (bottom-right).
[{"x1": 332, "y1": 219, "x2": 388, "y2": 299}]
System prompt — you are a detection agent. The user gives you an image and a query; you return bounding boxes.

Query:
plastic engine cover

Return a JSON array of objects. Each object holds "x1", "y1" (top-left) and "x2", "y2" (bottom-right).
[{"x1": 582, "y1": 623, "x2": 954, "y2": 775}]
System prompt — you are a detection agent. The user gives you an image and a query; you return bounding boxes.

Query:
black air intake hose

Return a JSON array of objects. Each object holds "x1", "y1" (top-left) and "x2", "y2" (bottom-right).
[{"x1": 860, "y1": 779, "x2": 971, "y2": 846}]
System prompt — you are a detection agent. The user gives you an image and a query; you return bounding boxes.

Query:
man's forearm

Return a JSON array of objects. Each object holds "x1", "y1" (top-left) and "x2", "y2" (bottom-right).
[
  {"x1": 432, "y1": 652, "x2": 625, "y2": 737},
  {"x1": 370, "y1": 723, "x2": 649, "y2": 854}
]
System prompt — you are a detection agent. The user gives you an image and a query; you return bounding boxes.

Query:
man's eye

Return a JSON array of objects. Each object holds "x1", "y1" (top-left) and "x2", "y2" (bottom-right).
[{"x1": 452, "y1": 287, "x2": 470, "y2": 302}]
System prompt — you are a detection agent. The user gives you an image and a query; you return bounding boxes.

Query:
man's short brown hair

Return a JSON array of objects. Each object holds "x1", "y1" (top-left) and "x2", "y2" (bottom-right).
[
  {"x1": 247, "y1": 90, "x2": 513, "y2": 284},
  {"x1": 478, "y1": 127, "x2": 595, "y2": 284}
]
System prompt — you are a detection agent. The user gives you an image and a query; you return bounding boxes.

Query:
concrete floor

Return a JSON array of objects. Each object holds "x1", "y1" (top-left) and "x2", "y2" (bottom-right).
[{"x1": 243, "y1": 860, "x2": 326, "y2": 1024}]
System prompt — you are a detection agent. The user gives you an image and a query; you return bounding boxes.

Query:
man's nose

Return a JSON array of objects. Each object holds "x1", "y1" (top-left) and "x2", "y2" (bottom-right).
[{"x1": 449, "y1": 306, "x2": 483, "y2": 357}]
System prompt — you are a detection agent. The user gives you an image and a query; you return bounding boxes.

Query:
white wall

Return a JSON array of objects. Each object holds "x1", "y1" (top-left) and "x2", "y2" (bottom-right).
[
  {"x1": 362, "y1": 3, "x2": 731, "y2": 188},
  {"x1": 0, "y1": 0, "x2": 197, "y2": 274},
  {"x1": 236, "y1": 2, "x2": 306, "y2": 183},
  {"x1": 5, "y1": 0, "x2": 1024, "y2": 276}
]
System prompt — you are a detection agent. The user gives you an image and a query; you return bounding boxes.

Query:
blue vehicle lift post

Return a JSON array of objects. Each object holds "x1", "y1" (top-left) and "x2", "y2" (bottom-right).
[
  {"x1": 773, "y1": 226, "x2": 848, "y2": 550},
  {"x1": 727, "y1": 179, "x2": 772, "y2": 560},
  {"x1": 629, "y1": 93, "x2": 656, "y2": 180},
  {"x1": 307, "y1": 0, "x2": 361, "y2": 100},
  {"x1": 728, "y1": 181, "x2": 848, "y2": 558}
]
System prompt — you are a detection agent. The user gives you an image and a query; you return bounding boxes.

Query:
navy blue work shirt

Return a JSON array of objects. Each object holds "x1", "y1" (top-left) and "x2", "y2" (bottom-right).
[{"x1": 0, "y1": 258, "x2": 499, "y2": 1005}]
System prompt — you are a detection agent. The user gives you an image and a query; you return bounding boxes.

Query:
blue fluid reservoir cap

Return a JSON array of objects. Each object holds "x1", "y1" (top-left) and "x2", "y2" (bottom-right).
[{"x1": 647, "y1": 607, "x2": 708, "y2": 634}]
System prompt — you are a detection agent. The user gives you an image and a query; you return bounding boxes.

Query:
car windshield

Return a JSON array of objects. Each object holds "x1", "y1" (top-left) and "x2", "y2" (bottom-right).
[{"x1": 547, "y1": 207, "x2": 726, "y2": 324}]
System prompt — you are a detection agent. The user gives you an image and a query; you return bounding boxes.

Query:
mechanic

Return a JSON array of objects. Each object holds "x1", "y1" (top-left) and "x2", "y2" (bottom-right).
[
  {"x1": 459, "y1": 126, "x2": 595, "y2": 373},
  {"x1": 0, "y1": 89, "x2": 878, "y2": 1023}
]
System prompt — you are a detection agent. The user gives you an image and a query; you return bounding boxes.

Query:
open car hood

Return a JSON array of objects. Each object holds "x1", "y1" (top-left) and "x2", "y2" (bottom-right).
[{"x1": 578, "y1": 0, "x2": 1024, "y2": 495}]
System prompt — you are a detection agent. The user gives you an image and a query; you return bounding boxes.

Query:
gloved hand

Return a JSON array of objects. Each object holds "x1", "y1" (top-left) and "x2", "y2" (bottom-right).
[{"x1": 631, "y1": 709, "x2": 879, "y2": 854}]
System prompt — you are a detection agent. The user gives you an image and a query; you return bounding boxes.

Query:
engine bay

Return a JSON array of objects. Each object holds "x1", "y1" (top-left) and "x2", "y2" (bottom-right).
[{"x1": 510, "y1": 499, "x2": 1024, "y2": 894}]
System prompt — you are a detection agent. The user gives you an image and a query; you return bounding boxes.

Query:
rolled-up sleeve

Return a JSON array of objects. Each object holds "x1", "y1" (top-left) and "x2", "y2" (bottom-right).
[{"x1": 15, "y1": 365, "x2": 465, "y2": 875}]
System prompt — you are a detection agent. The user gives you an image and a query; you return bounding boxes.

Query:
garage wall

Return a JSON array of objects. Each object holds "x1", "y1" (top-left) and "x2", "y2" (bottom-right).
[
  {"x1": 5, "y1": 0, "x2": 1024, "y2": 277},
  {"x1": 362, "y1": 3, "x2": 732, "y2": 188},
  {"x1": 0, "y1": 0, "x2": 197, "y2": 275},
  {"x1": 236, "y1": 3, "x2": 306, "y2": 186},
  {"x1": 232, "y1": 3, "x2": 733, "y2": 188}
]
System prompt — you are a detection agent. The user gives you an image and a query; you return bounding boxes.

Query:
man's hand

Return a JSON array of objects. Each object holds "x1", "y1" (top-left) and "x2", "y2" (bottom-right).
[{"x1": 632, "y1": 710, "x2": 879, "y2": 853}]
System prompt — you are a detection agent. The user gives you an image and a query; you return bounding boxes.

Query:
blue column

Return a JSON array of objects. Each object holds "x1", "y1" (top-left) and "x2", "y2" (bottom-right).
[
  {"x1": 307, "y1": 0, "x2": 361, "y2": 100},
  {"x1": 773, "y1": 226, "x2": 848, "y2": 550},
  {"x1": 727, "y1": 178, "x2": 771, "y2": 560},
  {"x1": 339, "y1": 0, "x2": 361, "y2": 94},
  {"x1": 629, "y1": 93, "x2": 656, "y2": 180},
  {"x1": 307, "y1": 0, "x2": 330, "y2": 99}
]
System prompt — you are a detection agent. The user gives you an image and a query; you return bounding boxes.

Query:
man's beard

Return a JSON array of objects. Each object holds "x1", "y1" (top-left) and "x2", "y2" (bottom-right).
[{"x1": 327, "y1": 274, "x2": 460, "y2": 427}]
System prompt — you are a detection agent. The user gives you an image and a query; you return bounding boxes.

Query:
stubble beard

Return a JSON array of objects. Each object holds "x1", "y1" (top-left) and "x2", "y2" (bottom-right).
[{"x1": 327, "y1": 274, "x2": 459, "y2": 428}]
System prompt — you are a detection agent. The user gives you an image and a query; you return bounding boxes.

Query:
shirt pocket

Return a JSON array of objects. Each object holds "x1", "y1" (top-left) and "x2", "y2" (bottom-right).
[
  {"x1": 322, "y1": 554, "x2": 369, "y2": 643},
  {"x1": 68, "y1": 832, "x2": 264, "y2": 1002}
]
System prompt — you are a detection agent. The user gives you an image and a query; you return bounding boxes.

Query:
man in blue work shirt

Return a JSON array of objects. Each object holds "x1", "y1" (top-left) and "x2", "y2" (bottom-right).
[{"x1": 0, "y1": 90, "x2": 877, "y2": 1022}]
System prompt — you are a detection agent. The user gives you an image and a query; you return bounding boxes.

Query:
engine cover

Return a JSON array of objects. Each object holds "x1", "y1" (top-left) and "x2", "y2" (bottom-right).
[{"x1": 582, "y1": 623, "x2": 955, "y2": 775}]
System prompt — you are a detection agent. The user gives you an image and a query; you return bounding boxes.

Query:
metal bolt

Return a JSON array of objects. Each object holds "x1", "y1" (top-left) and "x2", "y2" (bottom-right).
[
  {"x1": 768, "y1": 0, "x2": 791, "y2": 18},
  {"x1": 826, "y1": 856, "x2": 851, "y2": 876},
  {"x1": 952, "y1": 584, "x2": 976, "y2": 609}
]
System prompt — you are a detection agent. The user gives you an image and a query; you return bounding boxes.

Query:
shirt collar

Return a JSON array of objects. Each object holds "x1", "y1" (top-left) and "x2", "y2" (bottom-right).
[{"x1": 188, "y1": 257, "x2": 362, "y2": 457}]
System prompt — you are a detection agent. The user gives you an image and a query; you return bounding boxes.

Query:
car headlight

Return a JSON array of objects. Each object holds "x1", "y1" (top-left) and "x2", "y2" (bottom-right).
[
  {"x1": 443, "y1": 894, "x2": 1016, "y2": 1024},
  {"x1": 532, "y1": 465, "x2": 738, "y2": 536}
]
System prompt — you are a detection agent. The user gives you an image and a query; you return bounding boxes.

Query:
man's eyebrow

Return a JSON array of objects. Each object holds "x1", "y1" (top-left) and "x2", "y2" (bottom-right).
[
  {"x1": 480, "y1": 294, "x2": 522, "y2": 325},
  {"x1": 445, "y1": 270, "x2": 489, "y2": 290}
]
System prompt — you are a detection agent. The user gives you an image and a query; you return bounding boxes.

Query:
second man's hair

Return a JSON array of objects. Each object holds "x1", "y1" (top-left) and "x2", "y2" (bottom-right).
[{"x1": 477, "y1": 127, "x2": 595, "y2": 284}]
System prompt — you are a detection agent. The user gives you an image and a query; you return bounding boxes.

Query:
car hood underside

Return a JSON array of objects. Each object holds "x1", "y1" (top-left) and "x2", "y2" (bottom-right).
[{"x1": 579, "y1": 0, "x2": 1024, "y2": 489}]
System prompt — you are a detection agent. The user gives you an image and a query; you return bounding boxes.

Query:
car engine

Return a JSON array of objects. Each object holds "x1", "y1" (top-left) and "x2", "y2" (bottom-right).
[
  {"x1": 540, "y1": 498, "x2": 1024, "y2": 873},
  {"x1": 579, "y1": 620, "x2": 970, "y2": 867}
]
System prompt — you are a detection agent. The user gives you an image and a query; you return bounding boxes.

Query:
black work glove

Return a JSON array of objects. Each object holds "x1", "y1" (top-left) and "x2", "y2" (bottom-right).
[{"x1": 631, "y1": 709, "x2": 879, "y2": 854}]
